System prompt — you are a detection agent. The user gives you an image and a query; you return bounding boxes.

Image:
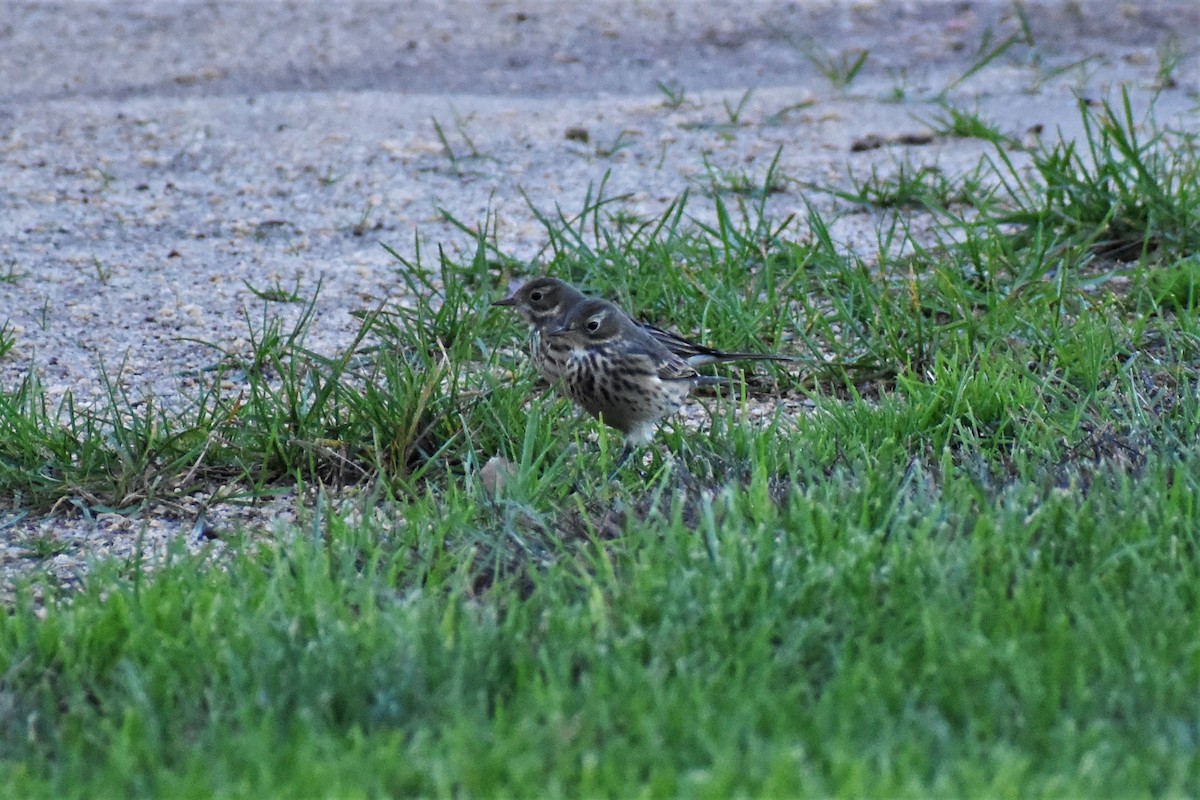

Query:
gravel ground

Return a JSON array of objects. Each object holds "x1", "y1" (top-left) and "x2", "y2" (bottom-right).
[{"x1": 1, "y1": 0, "x2": 1197, "y2": 589}]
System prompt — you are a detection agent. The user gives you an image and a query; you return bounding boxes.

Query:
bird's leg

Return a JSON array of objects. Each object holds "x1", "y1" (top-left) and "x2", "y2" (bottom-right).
[{"x1": 607, "y1": 442, "x2": 637, "y2": 481}]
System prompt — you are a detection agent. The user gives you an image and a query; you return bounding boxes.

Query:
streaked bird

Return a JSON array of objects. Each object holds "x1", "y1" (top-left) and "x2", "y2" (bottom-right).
[
  {"x1": 548, "y1": 298, "x2": 726, "y2": 473},
  {"x1": 491, "y1": 276, "x2": 587, "y2": 384},
  {"x1": 493, "y1": 277, "x2": 795, "y2": 381}
]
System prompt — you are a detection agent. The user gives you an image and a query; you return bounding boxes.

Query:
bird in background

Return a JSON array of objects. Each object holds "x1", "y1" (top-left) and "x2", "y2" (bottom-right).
[
  {"x1": 491, "y1": 276, "x2": 588, "y2": 384},
  {"x1": 546, "y1": 297, "x2": 728, "y2": 473},
  {"x1": 492, "y1": 276, "x2": 796, "y2": 383}
]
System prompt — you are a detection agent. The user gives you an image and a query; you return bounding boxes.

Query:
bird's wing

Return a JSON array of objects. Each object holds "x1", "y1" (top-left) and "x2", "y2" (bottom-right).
[
  {"x1": 656, "y1": 355, "x2": 702, "y2": 383},
  {"x1": 642, "y1": 320, "x2": 797, "y2": 364},
  {"x1": 640, "y1": 322, "x2": 722, "y2": 359}
]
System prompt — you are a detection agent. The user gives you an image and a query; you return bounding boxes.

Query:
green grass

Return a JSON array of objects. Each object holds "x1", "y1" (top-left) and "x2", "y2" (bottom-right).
[
  {"x1": 921, "y1": 102, "x2": 1010, "y2": 145},
  {"x1": 3, "y1": 92, "x2": 1200, "y2": 796},
  {"x1": 0, "y1": 322, "x2": 14, "y2": 360},
  {"x1": 655, "y1": 79, "x2": 689, "y2": 110},
  {"x1": 815, "y1": 159, "x2": 987, "y2": 211},
  {"x1": 790, "y1": 39, "x2": 870, "y2": 91},
  {"x1": 4, "y1": 451, "x2": 1199, "y2": 797}
]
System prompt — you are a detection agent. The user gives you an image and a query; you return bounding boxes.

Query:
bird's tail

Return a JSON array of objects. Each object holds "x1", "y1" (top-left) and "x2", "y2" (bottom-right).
[{"x1": 688, "y1": 351, "x2": 799, "y2": 367}]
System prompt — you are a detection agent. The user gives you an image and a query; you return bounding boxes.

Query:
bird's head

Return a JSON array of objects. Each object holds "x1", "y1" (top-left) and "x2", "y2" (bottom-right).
[
  {"x1": 492, "y1": 277, "x2": 586, "y2": 326},
  {"x1": 549, "y1": 298, "x2": 628, "y2": 345}
]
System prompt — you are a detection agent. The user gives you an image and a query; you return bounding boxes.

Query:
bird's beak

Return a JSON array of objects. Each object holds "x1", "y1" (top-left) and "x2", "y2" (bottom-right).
[
  {"x1": 548, "y1": 326, "x2": 569, "y2": 337},
  {"x1": 491, "y1": 296, "x2": 517, "y2": 307}
]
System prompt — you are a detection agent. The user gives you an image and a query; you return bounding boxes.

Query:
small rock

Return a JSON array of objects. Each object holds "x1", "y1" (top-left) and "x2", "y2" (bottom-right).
[{"x1": 480, "y1": 455, "x2": 517, "y2": 497}]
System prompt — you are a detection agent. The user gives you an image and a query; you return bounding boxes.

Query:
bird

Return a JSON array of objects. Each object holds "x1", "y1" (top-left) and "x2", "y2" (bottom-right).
[
  {"x1": 547, "y1": 297, "x2": 727, "y2": 473},
  {"x1": 491, "y1": 276, "x2": 587, "y2": 384},
  {"x1": 492, "y1": 277, "x2": 795, "y2": 383}
]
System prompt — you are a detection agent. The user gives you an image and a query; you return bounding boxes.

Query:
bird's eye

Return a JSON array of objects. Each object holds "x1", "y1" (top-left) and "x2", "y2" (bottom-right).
[
  {"x1": 586, "y1": 318, "x2": 601, "y2": 332},
  {"x1": 530, "y1": 291, "x2": 543, "y2": 302}
]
